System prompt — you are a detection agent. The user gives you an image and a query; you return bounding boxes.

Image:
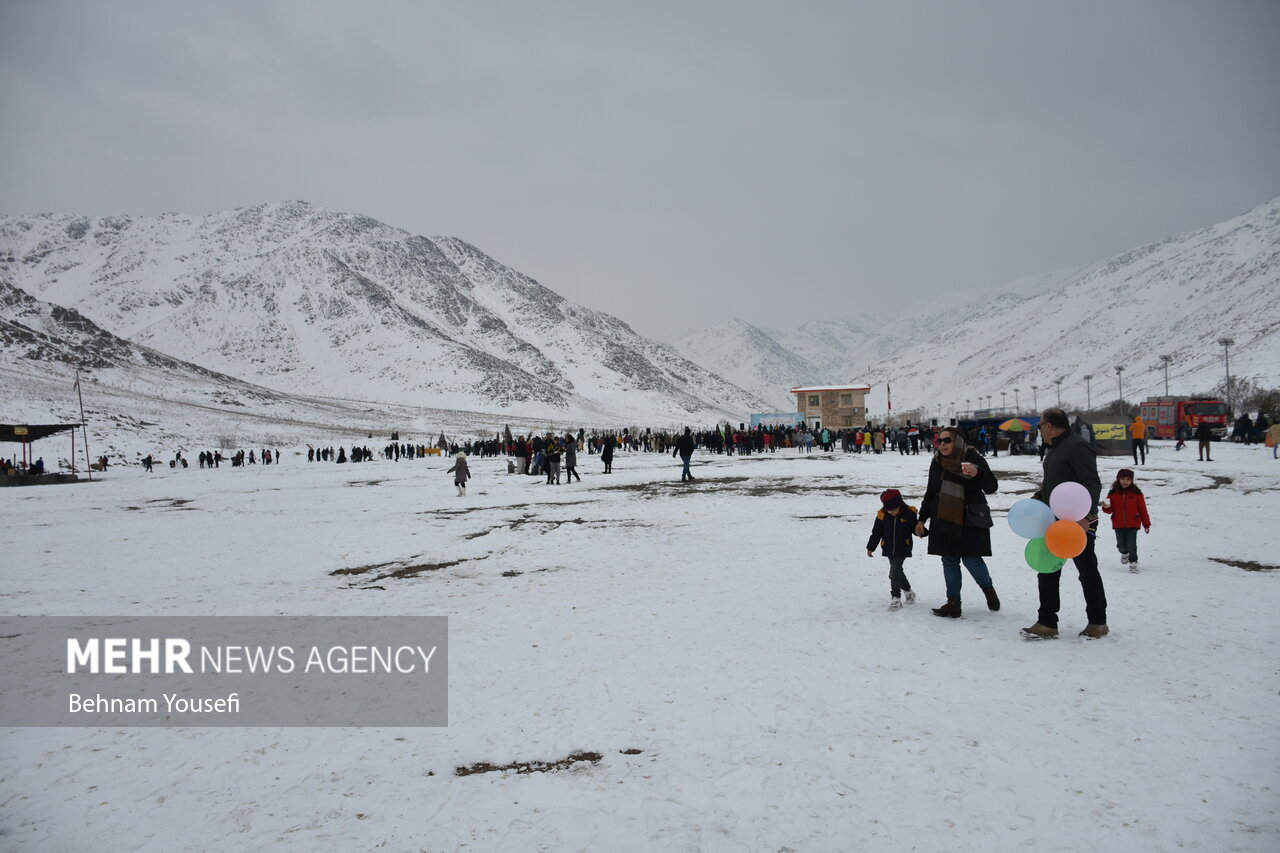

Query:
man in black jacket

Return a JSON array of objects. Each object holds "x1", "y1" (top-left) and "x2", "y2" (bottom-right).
[
  {"x1": 674, "y1": 427, "x2": 696, "y2": 481},
  {"x1": 1195, "y1": 421, "x2": 1214, "y2": 461},
  {"x1": 1022, "y1": 407, "x2": 1107, "y2": 640}
]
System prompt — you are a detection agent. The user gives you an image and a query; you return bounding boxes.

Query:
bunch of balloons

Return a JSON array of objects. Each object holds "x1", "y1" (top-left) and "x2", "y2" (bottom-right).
[{"x1": 1007, "y1": 482, "x2": 1092, "y2": 573}]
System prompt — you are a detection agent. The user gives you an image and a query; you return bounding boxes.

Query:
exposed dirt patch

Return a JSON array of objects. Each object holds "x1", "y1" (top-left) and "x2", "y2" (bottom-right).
[
  {"x1": 124, "y1": 498, "x2": 196, "y2": 511},
  {"x1": 593, "y1": 477, "x2": 874, "y2": 499},
  {"x1": 331, "y1": 558, "x2": 466, "y2": 584},
  {"x1": 330, "y1": 560, "x2": 398, "y2": 577},
  {"x1": 619, "y1": 748, "x2": 643, "y2": 755},
  {"x1": 1209, "y1": 557, "x2": 1278, "y2": 572},
  {"x1": 501, "y1": 570, "x2": 522, "y2": 577},
  {"x1": 1177, "y1": 475, "x2": 1234, "y2": 495},
  {"x1": 505, "y1": 517, "x2": 654, "y2": 535},
  {"x1": 455, "y1": 751, "x2": 603, "y2": 777}
]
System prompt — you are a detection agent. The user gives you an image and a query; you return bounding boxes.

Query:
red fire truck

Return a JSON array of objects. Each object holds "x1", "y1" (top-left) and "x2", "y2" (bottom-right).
[{"x1": 1138, "y1": 396, "x2": 1229, "y2": 440}]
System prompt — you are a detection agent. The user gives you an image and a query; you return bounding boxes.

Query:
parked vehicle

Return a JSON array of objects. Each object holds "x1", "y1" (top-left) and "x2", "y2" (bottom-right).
[{"x1": 1138, "y1": 396, "x2": 1229, "y2": 439}]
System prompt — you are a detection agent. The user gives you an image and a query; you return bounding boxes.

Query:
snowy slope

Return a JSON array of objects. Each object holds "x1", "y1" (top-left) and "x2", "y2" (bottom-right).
[
  {"x1": 0, "y1": 277, "x2": 566, "y2": 454},
  {"x1": 667, "y1": 318, "x2": 823, "y2": 410},
  {"x1": 0, "y1": 202, "x2": 768, "y2": 424},
  {"x1": 672, "y1": 198, "x2": 1280, "y2": 416}
]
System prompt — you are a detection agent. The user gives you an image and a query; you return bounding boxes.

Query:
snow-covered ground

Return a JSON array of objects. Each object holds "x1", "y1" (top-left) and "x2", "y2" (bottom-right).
[{"x1": 2, "y1": 440, "x2": 1277, "y2": 851}]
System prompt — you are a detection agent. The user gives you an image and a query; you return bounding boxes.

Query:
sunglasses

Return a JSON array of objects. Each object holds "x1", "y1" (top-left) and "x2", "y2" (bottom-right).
[{"x1": 938, "y1": 437, "x2": 954, "y2": 444}]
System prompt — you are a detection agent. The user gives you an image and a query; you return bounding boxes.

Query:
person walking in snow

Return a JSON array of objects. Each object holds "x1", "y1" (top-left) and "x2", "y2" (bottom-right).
[
  {"x1": 1129, "y1": 415, "x2": 1148, "y2": 465},
  {"x1": 447, "y1": 451, "x2": 471, "y2": 496},
  {"x1": 1102, "y1": 467, "x2": 1151, "y2": 573},
  {"x1": 674, "y1": 427, "x2": 696, "y2": 481},
  {"x1": 917, "y1": 426, "x2": 1001, "y2": 618},
  {"x1": 601, "y1": 434, "x2": 615, "y2": 473},
  {"x1": 1022, "y1": 407, "x2": 1107, "y2": 640},
  {"x1": 866, "y1": 488, "x2": 919, "y2": 610}
]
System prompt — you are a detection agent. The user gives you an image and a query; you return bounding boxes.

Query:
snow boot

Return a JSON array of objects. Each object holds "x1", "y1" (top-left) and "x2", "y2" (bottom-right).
[
  {"x1": 982, "y1": 585, "x2": 1000, "y2": 611},
  {"x1": 889, "y1": 598, "x2": 903, "y2": 611},
  {"x1": 1079, "y1": 624, "x2": 1110, "y2": 639},
  {"x1": 904, "y1": 590, "x2": 916, "y2": 604},
  {"x1": 1121, "y1": 555, "x2": 1129, "y2": 566},
  {"x1": 1020, "y1": 622, "x2": 1059, "y2": 640},
  {"x1": 931, "y1": 598, "x2": 961, "y2": 618}
]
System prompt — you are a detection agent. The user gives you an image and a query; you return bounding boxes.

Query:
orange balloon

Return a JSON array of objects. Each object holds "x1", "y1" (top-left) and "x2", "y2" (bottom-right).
[{"x1": 1045, "y1": 519, "x2": 1086, "y2": 559}]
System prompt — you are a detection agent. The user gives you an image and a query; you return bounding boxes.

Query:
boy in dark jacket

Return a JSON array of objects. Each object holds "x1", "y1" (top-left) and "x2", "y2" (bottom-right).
[{"x1": 866, "y1": 489, "x2": 919, "y2": 610}]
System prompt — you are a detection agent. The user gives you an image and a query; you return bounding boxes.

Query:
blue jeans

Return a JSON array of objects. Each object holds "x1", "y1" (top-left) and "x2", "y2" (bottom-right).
[
  {"x1": 680, "y1": 454, "x2": 692, "y2": 479},
  {"x1": 941, "y1": 555, "x2": 993, "y2": 600},
  {"x1": 1115, "y1": 528, "x2": 1139, "y2": 562}
]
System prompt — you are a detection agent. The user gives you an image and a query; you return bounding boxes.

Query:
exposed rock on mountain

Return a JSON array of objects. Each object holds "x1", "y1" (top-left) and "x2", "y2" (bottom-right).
[{"x1": 0, "y1": 201, "x2": 768, "y2": 425}]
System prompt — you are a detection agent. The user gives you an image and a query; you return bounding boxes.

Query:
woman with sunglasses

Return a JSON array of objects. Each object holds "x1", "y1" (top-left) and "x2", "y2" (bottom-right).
[{"x1": 915, "y1": 426, "x2": 1001, "y2": 617}]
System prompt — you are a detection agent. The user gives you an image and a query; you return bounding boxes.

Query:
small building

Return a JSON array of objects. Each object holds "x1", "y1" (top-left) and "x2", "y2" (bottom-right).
[{"x1": 790, "y1": 384, "x2": 871, "y2": 430}]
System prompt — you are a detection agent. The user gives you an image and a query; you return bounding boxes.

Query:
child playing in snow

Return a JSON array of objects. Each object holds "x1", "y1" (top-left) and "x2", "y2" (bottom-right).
[
  {"x1": 866, "y1": 488, "x2": 918, "y2": 610},
  {"x1": 1101, "y1": 467, "x2": 1151, "y2": 572},
  {"x1": 447, "y1": 451, "x2": 471, "y2": 496}
]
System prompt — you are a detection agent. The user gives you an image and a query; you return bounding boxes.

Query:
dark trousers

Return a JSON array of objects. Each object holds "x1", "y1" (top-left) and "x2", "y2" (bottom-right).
[
  {"x1": 1132, "y1": 438, "x2": 1146, "y2": 464},
  {"x1": 887, "y1": 556, "x2": 912, "y2": 598},
  {"x1": 1037, "y1": 524, "x2": 1107, "y2": 628},
  {"x1": 1114, "y1": 528, "x2": 1139, "y2": 562}
]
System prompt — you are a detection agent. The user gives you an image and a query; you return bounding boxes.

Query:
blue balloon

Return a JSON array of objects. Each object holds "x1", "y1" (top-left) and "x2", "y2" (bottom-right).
[{"x1": 1008, "y1": 499, "x2": 1055, "y2": 539}]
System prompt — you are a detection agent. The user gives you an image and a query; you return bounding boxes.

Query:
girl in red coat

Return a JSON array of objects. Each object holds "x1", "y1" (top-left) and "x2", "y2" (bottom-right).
[{"x1": 1101, "y1": 468, "x2": 1151, "y2": 573}]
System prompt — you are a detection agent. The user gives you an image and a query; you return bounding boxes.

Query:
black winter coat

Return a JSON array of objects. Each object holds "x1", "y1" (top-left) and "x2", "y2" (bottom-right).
[
  {"x1": 919, "y1": 446, "x2": 998, "y2": 557},
  {"x1": 867, "y1": 505, "x2": 919, "y2": 559},
  {"x1": 1033, "y1": 430, "x2": 1100, "y2": 516}
]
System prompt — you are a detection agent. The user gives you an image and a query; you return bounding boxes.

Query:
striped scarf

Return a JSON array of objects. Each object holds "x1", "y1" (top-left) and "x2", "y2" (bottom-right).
[{"x1": 934, "y1": 434, "x2": 971, "y2": 536}]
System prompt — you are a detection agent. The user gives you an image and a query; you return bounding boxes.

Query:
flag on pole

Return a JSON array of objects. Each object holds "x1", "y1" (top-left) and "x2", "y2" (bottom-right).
[{"x1": 887, "y1": 384, "x2": 892, "y2": 411}]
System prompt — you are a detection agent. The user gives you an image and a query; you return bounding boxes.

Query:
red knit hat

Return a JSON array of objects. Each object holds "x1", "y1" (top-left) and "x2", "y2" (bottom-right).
[{"x1": 880, "y1": 488, "x2": 904, "y2": 510}]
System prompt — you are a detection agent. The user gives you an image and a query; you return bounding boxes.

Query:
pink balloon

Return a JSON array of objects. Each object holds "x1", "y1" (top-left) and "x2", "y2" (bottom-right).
[{"x1": 1049, "y1": 481, "x2": 1091, "y2": 522}]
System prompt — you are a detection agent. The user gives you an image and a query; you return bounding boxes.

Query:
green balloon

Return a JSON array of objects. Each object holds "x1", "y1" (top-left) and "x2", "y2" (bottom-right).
[{"x1": 1025, "y1": 537, "x2": 1066, "y2": 574}]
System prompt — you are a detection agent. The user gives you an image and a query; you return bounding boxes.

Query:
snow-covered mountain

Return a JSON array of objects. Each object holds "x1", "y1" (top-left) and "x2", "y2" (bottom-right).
[
  {"x1": 1, "y1": 275, "x2": 570, "y2": 454},
  {"x1": 667, "y1": 318, "x2": 823, "y2": 410},
  {"x1": 670, "y1": 197, "x2": 1280, "y2": 418},
  {"x1": 0, "y1": 202, "x2": 768, "y2": 427}
]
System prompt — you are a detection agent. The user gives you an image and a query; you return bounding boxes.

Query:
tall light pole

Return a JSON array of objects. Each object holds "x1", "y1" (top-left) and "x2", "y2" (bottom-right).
[
  {"x1": 1218, "y1": 337, "x2": 1234, "y2": 414},
  {"x1": 1055, "y1": 377, "x2": 1063, "y2": 407},
  {"x1": 1014, "y1": 387, "x2": 1020, "y2": 412},
  {"x1": 986, "y1": 395, "x2": 992, "y2": 410},
  {"x1": 966, "y1": 398, "x2": 971, "y2": 415},
  {"x1": 1031, "y1": 384, "x2": 1038, "y2": 410},
  {"x1": 1116, "y1": 365, "x2": 1125, "y2": 413},
  {"x1": 1001, "y1": 391, "x2": 1007, "y2": 412},
  {"x1": 1083, "y1": 374, "x2": 1093, "y2": 411},
  {"x1": 1160, "y1": 354, "x2": 1172, "y2": 397}
]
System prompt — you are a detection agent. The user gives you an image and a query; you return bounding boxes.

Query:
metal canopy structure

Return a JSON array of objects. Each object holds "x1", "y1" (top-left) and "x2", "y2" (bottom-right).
[
  {"x1": 0, "y1": 424, "x2": 82, "y2": 443},
  {"x1": 1, "y1": 423, "x2": 92, "y2": 481}
]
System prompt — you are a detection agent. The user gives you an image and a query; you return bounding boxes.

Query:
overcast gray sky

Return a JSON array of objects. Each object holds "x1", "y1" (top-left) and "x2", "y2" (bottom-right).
[{"x1": 2, "y1": 1, "x2": 1278, "y2": 339}]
